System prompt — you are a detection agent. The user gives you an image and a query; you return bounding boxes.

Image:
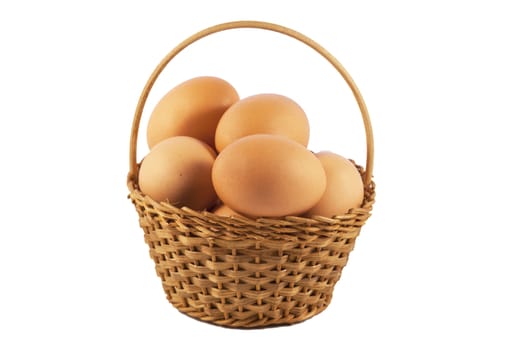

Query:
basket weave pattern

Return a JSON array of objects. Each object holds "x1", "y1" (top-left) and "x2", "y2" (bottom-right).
[
  {"x1": 127, "y1": 21, "x2": 376, "y2": 328},
  {"x1": 129, "y1": 166, "x2": 374, "y2": 328}
]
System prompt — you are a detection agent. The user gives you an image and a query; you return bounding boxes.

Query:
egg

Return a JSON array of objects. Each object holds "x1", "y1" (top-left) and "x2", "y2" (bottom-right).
[
  {"x1": 213, "y1": 204, "x2": 241, "y2": 218},
  {"x1": 306, "y1": 151, "x2": 364, "y2": 217},
  {"x1": 212, "y1": 134, "x2": 326, "y2": 218},
  {"x1": 138, "y1": 136, "x2": 217, "y2": 210},
  {"x1": 146, "y1": 76, "x2": 239, "y2": 150},
  {"x1": 214, "y1": 93, "x2": 310, "y2": 152}
]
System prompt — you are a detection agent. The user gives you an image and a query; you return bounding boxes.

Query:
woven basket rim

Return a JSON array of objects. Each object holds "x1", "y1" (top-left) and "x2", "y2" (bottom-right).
[{"x1": 128, "y1": 161, "x2": 375, "y2": 242}]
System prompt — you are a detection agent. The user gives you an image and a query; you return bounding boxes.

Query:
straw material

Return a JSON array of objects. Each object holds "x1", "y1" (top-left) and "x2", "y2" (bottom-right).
[{"x1": 127, "y1": 21, "x2": 376, "y2": 328}]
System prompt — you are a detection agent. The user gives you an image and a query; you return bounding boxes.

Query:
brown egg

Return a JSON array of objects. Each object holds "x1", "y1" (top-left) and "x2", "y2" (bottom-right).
[
  {"x1": 213, "y1": 204, "x2": 241, "y2": 218},
  {"x1": 212, "y1": 134, "x2": 326, "y2": 218},
  {"x1": 306, "y1": 151, "x2": 364, "y2": 217},
  {"x1": 147, "y1": 76, "x2": 239, "y2": 150},
  {"x1": 138, "y1": 136, "x2": 217, "y2": 210},
  {"x1": 214, "y1": 93, "x2": 310, "y2": 152}
]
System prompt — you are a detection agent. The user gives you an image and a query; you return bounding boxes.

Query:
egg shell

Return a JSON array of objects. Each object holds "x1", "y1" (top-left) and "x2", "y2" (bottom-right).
[
  {"x1": 306, "y1": 151, "x2": 364, "y2": 217},
  {"x1": 213, "y1": 204, "x2": 241, "y2": 218},
  {"x1": 138, "y1": 136, "x2": 217, "y2": 210},
  {"x1": 214, "y1": 93, "x2": 310, "y2": 152},
  {"x1": 147, "y1": 76, "x2": 239, "y2": 150},
  {"x1": 212, "y1": 134, "x2": 326, "y2": 218}
]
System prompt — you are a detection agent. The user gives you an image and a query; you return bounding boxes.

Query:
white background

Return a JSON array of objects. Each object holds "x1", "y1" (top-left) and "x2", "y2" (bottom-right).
[{"x1": 1, "y1": 0, "x2": 524, "y2": 349}]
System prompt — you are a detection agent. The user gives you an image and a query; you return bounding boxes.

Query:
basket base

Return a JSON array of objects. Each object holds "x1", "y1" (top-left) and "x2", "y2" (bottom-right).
[{"x1": 165, "y1": 291, "x2": 332, "y2": 329}]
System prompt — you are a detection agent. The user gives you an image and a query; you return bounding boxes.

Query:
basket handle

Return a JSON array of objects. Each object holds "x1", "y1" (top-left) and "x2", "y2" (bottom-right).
[{"x1": 127, "y1": 20, "x2": 374, "y2": 189}]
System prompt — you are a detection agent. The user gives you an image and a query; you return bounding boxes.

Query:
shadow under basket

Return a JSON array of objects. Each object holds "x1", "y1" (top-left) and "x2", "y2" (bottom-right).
[{"x1": 126, "y1": 21, "x2": 376, "y2": 329}]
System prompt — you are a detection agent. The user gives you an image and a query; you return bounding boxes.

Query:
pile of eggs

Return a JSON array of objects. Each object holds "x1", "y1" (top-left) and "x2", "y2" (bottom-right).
[{"x1": 138, "y1": 76, "x2": 364, "y2": 218}]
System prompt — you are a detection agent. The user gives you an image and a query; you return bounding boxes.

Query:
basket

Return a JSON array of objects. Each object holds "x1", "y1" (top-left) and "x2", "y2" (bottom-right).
[{"x1": 127, "y1": 20, "x2": 376, "y2": 328}]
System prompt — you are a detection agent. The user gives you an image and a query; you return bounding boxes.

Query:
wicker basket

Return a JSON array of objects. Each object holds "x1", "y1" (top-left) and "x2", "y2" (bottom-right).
[{"x1": 127, "y1": 20, "x2": 376, "y2": 328}]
